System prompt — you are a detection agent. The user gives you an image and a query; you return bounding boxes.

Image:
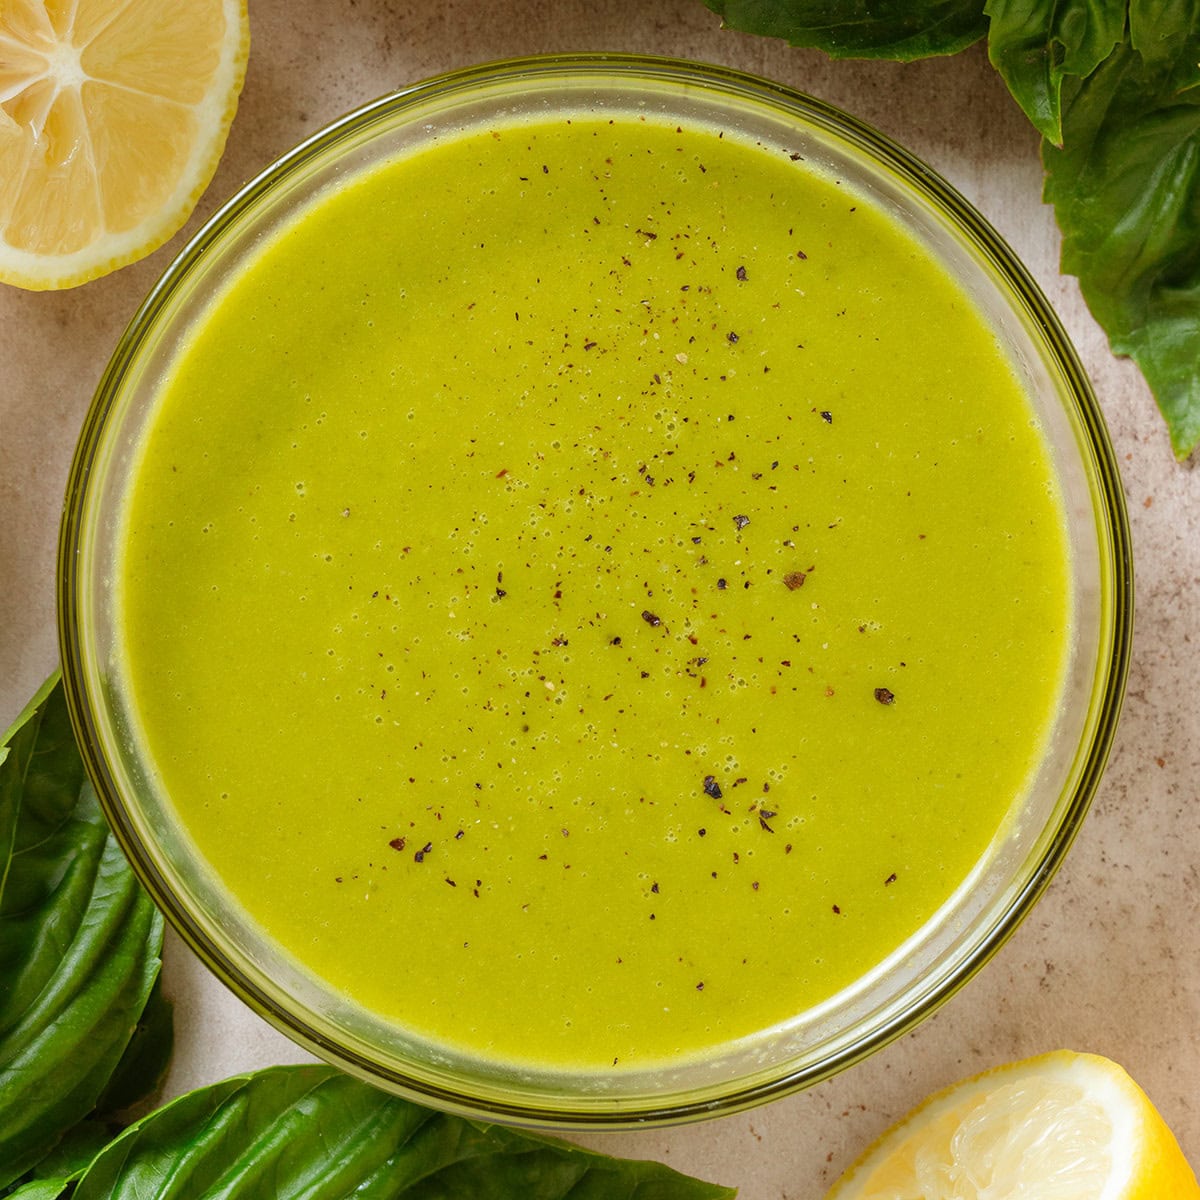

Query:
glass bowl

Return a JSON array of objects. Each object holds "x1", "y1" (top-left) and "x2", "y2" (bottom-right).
[{"x1": 58, "y1": 54, "x2": 1131, "y2": 1129}]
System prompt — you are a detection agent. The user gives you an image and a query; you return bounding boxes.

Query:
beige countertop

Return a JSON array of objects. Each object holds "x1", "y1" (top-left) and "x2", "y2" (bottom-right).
[{"x1": 2, "y1": 2, "x2": 1198, "y2": 1195}]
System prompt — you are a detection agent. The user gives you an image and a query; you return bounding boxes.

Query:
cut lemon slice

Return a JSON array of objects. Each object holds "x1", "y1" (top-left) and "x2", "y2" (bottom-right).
[
  {"x1": 0, "y1": 0, "x2": 248, "y2": 290},
  {"x1": 826, "y1": 1050, "x2": 1199, "y2": 1199}
]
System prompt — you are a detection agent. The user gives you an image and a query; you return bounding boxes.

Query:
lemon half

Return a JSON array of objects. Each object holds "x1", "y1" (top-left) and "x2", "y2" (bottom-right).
[
  {"x1": 0, "y1": 0, "x2": 249, "y2": 290},
  {"x1": 826, "y1": 1050, "x2": 1199, "y2": 1200}
]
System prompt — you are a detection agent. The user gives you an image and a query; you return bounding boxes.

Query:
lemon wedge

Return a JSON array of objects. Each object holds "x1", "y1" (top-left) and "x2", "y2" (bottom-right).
[
  {"x1": 826, "y1": 1050, "x2": 1199, "y2": 1199},
  {"x1": 0, "y1": 0, "x2": 248, "y2": 290}
]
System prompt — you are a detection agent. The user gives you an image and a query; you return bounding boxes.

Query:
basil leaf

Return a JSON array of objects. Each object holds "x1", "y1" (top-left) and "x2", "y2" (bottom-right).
[
  {"x1": 698, "y1": 0, "x2": 988, "y2": 59},
  {"x1": 984, "y1": 0, "x2": 1126, "y2": 143},
  {"x1": 4, "y1": 1180, "x2": 74, "y2": 1200},
  {"x1": 1042, "y1": 24, "x2": 1200, "y2": 457},
  {"x1": 1129, "y1": 0, "x2": 1200, "y2": 79},
  {"x1": 95, "y1": 977, "x2": 175, "y2": 1116},
  {"x1": 65, "y1": 1065, "x2": 735, "y2": 1199},
  {"x1": 0, "y1": 676, "x2": 166, "y2": 1189},
  {"x1": 3, "y1": 1119, "x2": 117, "y2": 1198}
]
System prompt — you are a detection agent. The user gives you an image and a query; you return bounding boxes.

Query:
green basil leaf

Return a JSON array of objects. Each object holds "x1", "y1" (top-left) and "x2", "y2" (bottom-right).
[
  {"x1": 984, "y1": 0, "x2": 1126, "y2": 143},
  {"x1": 68, "y1": 1065, "x2": 736, "y2": 1199},
  {"x1": 0, "y1": 676, "x2": 166, "y2": 1189},
  {"x1": 699, "y1": 0, "x2": 988, "y2": 59},
  {"x1": 2, "y1": 1119, "x2": 118, "y2": 1199},
  {"x1": 95, "y1": 977, "x2": 175, "y2": 1116},
  {"x1": 1042, "y1": 28, "x2": 1200, "y2": 457},
  {"x1": 3, "y1": 1179, "x2": 74, "y2": 1200},
  {"x1": 1129, "y1": 0, "x2": 1200, "y2": 78}
]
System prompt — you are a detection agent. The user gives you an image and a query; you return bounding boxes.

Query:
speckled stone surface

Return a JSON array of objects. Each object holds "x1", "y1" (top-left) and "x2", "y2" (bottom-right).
[{"x1": 2, "y1": 3, "x2": 1198, "y2": 1195}]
